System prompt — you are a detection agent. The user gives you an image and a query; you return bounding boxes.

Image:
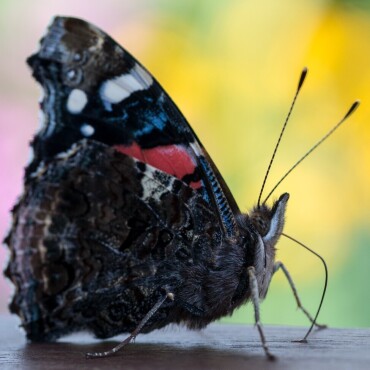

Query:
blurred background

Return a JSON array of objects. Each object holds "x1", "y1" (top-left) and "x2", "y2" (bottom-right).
[{"x1": 0, "y1": 0, "x2": 369, "y2": 329}]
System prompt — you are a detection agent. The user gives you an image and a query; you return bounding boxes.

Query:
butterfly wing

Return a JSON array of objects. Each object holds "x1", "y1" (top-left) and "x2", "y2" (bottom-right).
[
  {"x1": 6, "y1": 140, "x2": 225, "y2": 340},
  {"x1": 5, "y1": 17, "x2": 255, "y2": 342},
  {"x1": 27, "y1": 16, "x2": 239, "y2": 237}
]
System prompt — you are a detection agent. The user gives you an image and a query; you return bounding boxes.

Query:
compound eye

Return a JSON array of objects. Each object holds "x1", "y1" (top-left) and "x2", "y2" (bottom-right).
[{"x1": 252, "y1": 215, "x2": 269, "y2": 237}]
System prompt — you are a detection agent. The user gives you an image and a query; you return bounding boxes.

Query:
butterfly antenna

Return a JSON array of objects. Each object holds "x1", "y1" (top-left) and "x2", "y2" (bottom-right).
[
  {"x1": 257, "y1": 68, "x2": 308, "y2": 207},
  {"x1": 263, "y1": 100, "x2": 360, "y2": 204},
  {"x1": 282, "y1": 233, "x2": 328, "y2": 341}
]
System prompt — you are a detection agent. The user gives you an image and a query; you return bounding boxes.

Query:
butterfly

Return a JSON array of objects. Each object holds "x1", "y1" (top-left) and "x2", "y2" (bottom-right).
[{"x1": 4, "y1": 16, "x2": 331, "y2": 360}]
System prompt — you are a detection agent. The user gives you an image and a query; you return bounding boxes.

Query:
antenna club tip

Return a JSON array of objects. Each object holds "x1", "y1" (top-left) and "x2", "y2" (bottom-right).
[
  {"x1": 298, "y1": 67, "x2": 308, "y2": 90},
  {"x1": 345, "y1": 100, "x2": 361, "y2": 118}
]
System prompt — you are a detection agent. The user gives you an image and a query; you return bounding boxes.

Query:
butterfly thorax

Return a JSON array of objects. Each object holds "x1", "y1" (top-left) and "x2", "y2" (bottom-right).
[{"x1": 174, "y1": 193, "x2": 289, "y2": 329}]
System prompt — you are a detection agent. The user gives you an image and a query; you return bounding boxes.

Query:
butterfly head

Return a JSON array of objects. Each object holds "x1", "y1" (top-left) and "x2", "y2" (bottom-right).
[
  {"x1": 250, "y1": 193, "x2": 289, "y2": 244},
  {"x1": 247, "y1": 192, "x2": 289, "y2": 297}
]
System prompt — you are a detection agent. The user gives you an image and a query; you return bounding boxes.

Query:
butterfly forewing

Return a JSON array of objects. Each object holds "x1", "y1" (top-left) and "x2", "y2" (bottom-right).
[{"x1": 27, "y1": 16, "x2": 239, "y2": 235}]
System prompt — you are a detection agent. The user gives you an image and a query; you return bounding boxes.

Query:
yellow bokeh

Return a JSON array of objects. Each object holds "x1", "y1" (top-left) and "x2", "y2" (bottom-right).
[
  {"x1": 119, "y1": 1, "x2": 370, "y2": 279},
  {"x1": 116, "y1": 1, "x2": 370, "y2": 326}
]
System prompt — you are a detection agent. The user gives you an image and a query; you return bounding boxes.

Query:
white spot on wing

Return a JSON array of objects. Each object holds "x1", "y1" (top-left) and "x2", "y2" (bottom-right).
[
  {"x1": 141, "y1": 176, "x2": 164, "y2": 202},
  {"x1": 66, "y1": 89, "x2": 88, "y2": 114},
  {"x1": 189, "y1": 142, "x2": 203, "y2": 157},
  {"x1": 134, "y1": 157, "x2": 177, "y2": 193},
  {"x1": 100, "y1": 63, "x2": 153, "y2": 105},
  {"x1": 80, "y1": 123, "x2": 95, "y2": 137},
  {"x1": 131, "y1": 63, "x2": 153, "y2": 87},
  {"x1": 140, "y1": 166, "x2": 166, "y2": 202}
]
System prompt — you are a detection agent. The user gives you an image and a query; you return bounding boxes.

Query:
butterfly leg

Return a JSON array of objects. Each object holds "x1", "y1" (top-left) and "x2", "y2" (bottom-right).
[
  {"x1": 273, "y1": 261, "x2": 327, "y2": 329},
  {"x1": 247, "y1": 266, "x2": 275, "y2": 361},
  {"x1": 86, "y1": 292, "x2": 175, "y2": 359}
]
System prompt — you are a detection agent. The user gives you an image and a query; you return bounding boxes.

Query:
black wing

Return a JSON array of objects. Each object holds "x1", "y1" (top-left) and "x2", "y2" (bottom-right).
[{"x1": 27, "y1": 16, "x2": 240, "y2": 237}]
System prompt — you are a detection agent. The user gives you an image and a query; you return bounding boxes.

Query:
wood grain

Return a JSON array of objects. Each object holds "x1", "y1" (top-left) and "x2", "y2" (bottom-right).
[{"x1": 1, "y1": 314, "x2": 369, "y2": 370}]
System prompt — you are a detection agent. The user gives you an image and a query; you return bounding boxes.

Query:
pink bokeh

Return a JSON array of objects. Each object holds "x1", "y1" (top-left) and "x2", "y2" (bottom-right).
[{"x1": 0, "y1": 99, "x2": 36, "y2": 311}]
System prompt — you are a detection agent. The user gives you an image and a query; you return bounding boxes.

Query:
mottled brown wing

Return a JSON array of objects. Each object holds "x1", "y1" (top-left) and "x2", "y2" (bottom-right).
[{"x1": 5, "y1": 139, "x2": 223, "y2": 341}]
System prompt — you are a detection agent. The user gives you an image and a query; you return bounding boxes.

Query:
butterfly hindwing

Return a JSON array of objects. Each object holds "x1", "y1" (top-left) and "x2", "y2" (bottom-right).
[{"x1": 6, "y1": 139, "x2": 225, "y2": 340}]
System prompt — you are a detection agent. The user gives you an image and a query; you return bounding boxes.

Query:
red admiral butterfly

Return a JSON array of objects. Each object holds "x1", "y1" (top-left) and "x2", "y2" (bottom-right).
[{"x1": 4, "y1": 16, "x2": 358, "y2": 360}]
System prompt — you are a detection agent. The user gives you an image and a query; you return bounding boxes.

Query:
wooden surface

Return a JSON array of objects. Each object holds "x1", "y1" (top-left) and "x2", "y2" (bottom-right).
[{"x1": 1, "y1": 314, "x2": 370, "y2": 370}]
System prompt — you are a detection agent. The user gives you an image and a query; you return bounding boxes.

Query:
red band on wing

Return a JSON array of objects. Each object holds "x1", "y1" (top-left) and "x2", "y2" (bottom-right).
[{"x1": 114, "y1": 143, "x2": 201, "y2": 189}]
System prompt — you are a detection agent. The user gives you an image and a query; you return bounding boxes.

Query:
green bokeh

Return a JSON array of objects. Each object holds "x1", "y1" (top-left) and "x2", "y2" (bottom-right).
[{"x1": 334, "y1": 0, "x2": 370, "y2": 10}]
